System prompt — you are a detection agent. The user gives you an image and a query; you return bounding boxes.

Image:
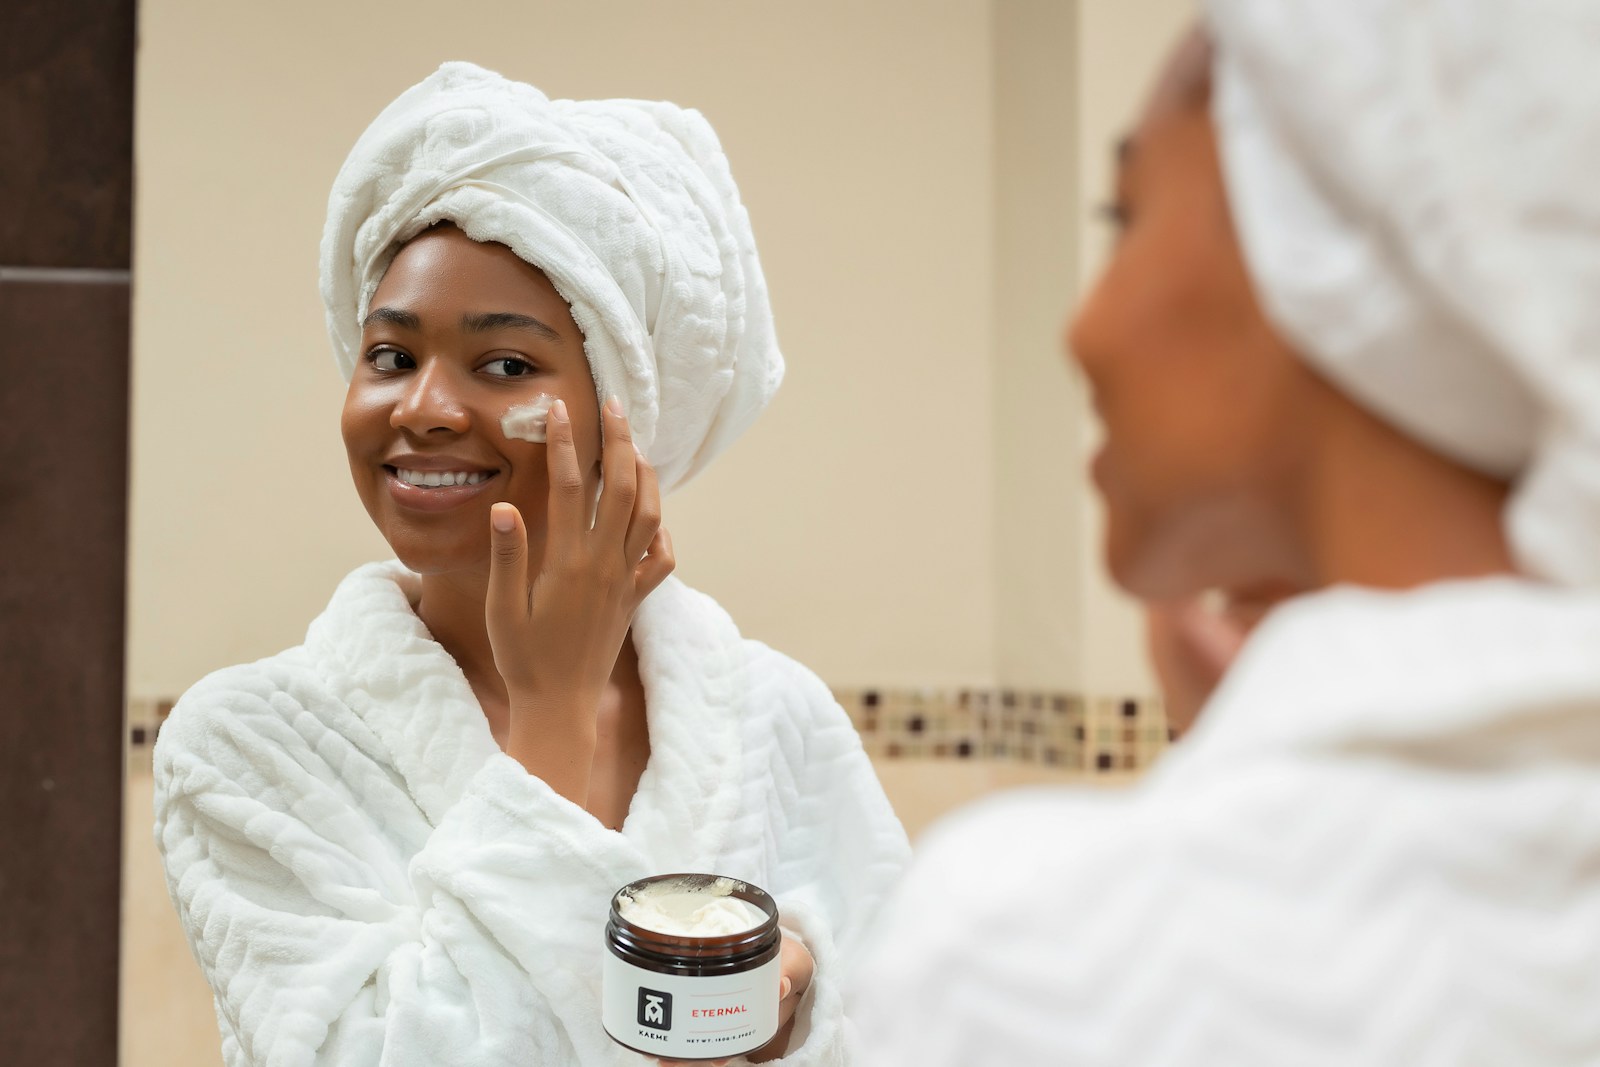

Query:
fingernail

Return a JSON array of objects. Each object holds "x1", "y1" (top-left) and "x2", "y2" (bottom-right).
[
  {"x1": 491, "y1": 504, "x2": 515, "y2": 532},
  {"x1": 779, "y1": 977, "x2": 792, "y2": 999},
  {"x1": 551, "y1": 398, "x2": 568, "y2": 422},
  {"x1": 605, "y1": 394, "x2": 624, "y2": 417}
]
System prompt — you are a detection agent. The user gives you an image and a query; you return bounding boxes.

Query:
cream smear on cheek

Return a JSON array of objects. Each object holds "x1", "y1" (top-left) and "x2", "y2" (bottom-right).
[
  {"x1": 617, "y1": 876, "x2": 769, "y2": 937},
  {"x1": 500, "y1": 393, "x2": 556, "y2": 443}
]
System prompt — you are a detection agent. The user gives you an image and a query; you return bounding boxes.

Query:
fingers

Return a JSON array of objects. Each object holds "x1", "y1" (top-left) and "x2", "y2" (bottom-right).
[
  {"x1": 1145, "y1": 596, "x2": 1249, "y2": 736},
  {"x1": 779, "y1": 933, "x2": 816, "y2": 999},
  {"x1": 565, "y1": 395, "x2": 662, "y2": 589},
  {"x1": 623, "y1": 447, "x2": 662, "y2": 566},
  {"x1": 1169, "y1": 598, "x2": 1251, "y2": 678},
  {"x1": 634, "y1": 527, "x2": 676, "y2": 599},
  {"x1": 485, "y1": 502, "x2": 530, "y2": 635},
  {"x1": 594, "y1": 396, "x2": 638, "y2": 546},
  {"x1": 543, "y1": 398, "x2": 587, "y2": 545}
]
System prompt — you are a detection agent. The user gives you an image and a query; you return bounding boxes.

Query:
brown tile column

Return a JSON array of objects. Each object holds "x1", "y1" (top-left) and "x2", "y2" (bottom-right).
[{"x1": 0, "y1": 1, "x2": 136, "y2": 1063}]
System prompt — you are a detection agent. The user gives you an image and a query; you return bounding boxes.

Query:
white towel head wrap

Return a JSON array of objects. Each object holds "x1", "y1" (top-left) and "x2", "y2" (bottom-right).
[
  {"x1": 1204, "y1": 0, "x2": 1600, "y2": 586},
  {"x1": 320, "y1": 62, "x2": 783, "y2": 493}
]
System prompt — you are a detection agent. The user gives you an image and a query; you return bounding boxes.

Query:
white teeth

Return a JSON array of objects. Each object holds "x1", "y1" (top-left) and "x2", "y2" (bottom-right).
[{"x1": 395, "y1": 469, "x2": 490, "y2": 488}]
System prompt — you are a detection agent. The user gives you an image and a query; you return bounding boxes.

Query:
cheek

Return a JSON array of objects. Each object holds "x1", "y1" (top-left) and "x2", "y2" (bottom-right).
[
  {"x1": 1080, "y1": 228, "x2": 1289, "y2": 487},
  {"x1": 339, "y1": 402, "x2": 363, "y2": 459},
  {"x1": 340, "y1": 383, "x2": 392, "y2": 455},
  {"x1": 338, "y1": 389, "x2": 394, "y2": 529}
]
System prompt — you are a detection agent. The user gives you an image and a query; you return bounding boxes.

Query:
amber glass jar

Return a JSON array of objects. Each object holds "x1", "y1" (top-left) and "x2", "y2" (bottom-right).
[{"x1": 602, "y1": 873, "x2": 781, "y2": 1060}]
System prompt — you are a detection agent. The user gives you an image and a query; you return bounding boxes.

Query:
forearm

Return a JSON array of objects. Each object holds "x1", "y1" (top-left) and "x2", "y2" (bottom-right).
[{"x1": 504, "y1": 695, "x2": 598, "y2": 807}]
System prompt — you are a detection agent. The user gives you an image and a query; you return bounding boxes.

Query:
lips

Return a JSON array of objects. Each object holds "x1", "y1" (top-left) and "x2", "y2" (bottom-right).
[{"x1": 380, "y1": 454, "x2": 501, "y2": 512}]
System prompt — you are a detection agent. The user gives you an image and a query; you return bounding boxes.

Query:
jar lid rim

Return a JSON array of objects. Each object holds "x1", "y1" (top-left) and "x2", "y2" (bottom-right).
[{"x1": 608, "y1": 872, "x2": 780, "y2": 948}]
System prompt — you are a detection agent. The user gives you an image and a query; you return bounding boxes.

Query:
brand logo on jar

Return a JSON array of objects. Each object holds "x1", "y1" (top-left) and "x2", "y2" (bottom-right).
[{"x1": 638, "y1": 987, "x2": 673, "y2": 1030}]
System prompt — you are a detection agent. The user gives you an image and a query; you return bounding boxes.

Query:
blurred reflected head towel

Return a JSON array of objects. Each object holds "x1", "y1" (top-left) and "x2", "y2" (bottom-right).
[{"x1": 1209, "y1": 0, "x2": 1600, "y2": 585}]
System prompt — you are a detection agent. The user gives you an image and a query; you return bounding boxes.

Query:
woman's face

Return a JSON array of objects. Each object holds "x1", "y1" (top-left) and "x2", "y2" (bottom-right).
[
  {"x1": 1067, "y1": 30, "x2": 1322, "y2": 602},
  {"x1": 341, "y1": 223, "x2": 600, "y2": 576}
]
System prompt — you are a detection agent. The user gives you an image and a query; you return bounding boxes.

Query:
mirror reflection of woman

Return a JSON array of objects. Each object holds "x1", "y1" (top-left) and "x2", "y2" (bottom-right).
[
  {"x1": 857, "y1": 2, "x2": 1600, "y2": 1063},
  {"x1": 154, "y1": 63, "x2": 908, "y2": 1067}
]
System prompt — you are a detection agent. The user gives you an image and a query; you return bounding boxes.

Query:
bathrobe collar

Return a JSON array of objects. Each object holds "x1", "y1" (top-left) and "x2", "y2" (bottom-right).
[
  {"x1": 302, "y1": 560, "x2": 743, "y2": 867},
  {"x1": 1157, "y1": 577, "x2": 1600, "y2": 788}
]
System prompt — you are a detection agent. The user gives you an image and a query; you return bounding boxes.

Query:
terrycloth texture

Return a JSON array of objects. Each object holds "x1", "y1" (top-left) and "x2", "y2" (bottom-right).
[
  {"x1": 320, "y1": 62, "x2": 783, "y2": 493},
  {"x1": 153, "y1": 562, "x2": 908, "y2": 1067},
  {"x1": 1205, "y1": 0, "x2": 1600, "y2": 586},
  {"x1": 854, "y1": 579, "x2": 1600, "y2": 1064}
]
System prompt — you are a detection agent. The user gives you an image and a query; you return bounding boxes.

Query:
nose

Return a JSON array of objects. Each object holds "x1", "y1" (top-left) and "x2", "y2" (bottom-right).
[{"x1": 391, "y1": 359, "x2": 471, "y2": 436}]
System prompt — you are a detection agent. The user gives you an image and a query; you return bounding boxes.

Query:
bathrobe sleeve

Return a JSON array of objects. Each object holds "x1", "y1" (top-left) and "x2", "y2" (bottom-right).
[
  {"x1": 153, "y1": 663, "x2": 648, "y2": 1067},
  {"x1": 737, "y1": 650, "x2": 913, "y2": 1067}
]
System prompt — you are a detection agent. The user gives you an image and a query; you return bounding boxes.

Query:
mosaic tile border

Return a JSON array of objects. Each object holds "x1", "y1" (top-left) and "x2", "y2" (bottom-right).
[
  {"x1": 128, "y1": 690, "x2": 1173, "y2": 774},
  {"x1": 125, "y1": 698, "x2": 173, "y2": 771},
  {"x1": 832, "y1": 688, "x2": 1172, "y2": 773}
]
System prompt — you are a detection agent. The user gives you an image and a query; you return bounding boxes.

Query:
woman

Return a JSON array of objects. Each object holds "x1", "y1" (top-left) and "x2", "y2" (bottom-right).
[
  {"x1": 857, "y1": 2, "x2": 1600, "y2": 1063},
  {"x1": 154, "y1": 63, "x2": 908, "y2": 1066}
]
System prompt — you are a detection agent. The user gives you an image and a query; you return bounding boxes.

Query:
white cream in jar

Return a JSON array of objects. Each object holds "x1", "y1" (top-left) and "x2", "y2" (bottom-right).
[
  {"x1": 603, "y1": 873, "x2": 781, "y2": 1061},
  {"x1": 617, "y1": 876, "x2": 769, "y2": 937}
]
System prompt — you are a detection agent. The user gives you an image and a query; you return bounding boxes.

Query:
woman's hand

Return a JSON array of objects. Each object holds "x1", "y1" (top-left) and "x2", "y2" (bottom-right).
[
  {"x1": 749, "y1": 934, "x2": 815, "y2": 1062},
  {"x1": 486, "y1": 396, "x2": 674, "y2": 801},
  {"x1": 660, "y1": 934, "x2": 815, "y2": 1067},
  {"x1": 1145, "y1": 587, "x2": 1290, "y2": 735}
]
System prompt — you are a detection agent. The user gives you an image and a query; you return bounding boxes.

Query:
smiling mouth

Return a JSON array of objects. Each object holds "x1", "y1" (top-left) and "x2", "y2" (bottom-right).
[{"x1": 386, "y1": 466, "x2": 498, "y2": 488}]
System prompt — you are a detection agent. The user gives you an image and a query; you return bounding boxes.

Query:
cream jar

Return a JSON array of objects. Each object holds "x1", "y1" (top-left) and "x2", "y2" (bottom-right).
[{"x1": 602, "y1": 873, "x2": 781, "y2": 1061}]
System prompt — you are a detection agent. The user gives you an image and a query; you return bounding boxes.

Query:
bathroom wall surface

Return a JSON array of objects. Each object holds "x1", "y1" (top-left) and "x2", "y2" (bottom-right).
[{"x1": 129, "y1": 0, "x2": 999, "y2": 700}]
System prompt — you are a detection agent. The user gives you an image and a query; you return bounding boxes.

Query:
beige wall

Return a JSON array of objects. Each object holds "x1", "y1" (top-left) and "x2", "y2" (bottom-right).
[
  {"x1": 129, "y1": 0, "x2": 1194, "y2": 704},
  {"x1": 989, "y1": 0, "x2": 1194, "y2": 695},
  {"x1": 991, "y1": 0, "x2": 1082, "y2": 690},
  {"x1": 130, "y1": 0, "x2": 997, "y2": 697}
]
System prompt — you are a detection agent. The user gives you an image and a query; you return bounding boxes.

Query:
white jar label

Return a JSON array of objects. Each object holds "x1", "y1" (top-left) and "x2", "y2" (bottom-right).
[{"x1": 602, "y1": 949, "x2": 781, "y2": 1059}]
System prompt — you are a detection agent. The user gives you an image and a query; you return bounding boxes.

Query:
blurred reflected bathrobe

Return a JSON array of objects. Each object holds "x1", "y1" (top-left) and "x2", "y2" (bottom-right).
[
  {"x1": 857, "y1": 0, "x2": 1600, "y2": 1063},
  {"x1": 154, "y1": 63, "x2": 910, "y2": 1066},
  {"x1": 856, "y1": 581, "x2": 1600, "y2": 1063},
  {"x1": 155, "y1": 564, "x2": 908, "y2": 1066}
]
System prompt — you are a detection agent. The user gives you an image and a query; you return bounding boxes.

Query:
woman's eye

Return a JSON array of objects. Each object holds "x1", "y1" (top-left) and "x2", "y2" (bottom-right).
[
  {"x1": 483, "y1": 357, "x2": 535, "y2": 378},
  {"x1": 370, "y1": 348, "x2": 415, "y2": 372}
]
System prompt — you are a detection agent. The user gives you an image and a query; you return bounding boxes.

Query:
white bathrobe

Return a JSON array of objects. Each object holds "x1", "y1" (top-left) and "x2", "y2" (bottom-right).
[
  {"x1": 855, "y1": 579, "x2": 1600, "y2": 1064},
  {"x1": 154, "y1": 561, "x2": 910, "y2": 1067}
]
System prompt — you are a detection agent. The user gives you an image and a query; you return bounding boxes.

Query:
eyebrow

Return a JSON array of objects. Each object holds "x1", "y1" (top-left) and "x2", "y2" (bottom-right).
[
  {"x1": 461, "y1": 311, "x2": 562, "y2": 342},
  {"x1": 362, "y1": 306, "x2": 421, "y2": 331},
  {"x1": 359, "y1": 307, "x2": 563, "y2": 343}
]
